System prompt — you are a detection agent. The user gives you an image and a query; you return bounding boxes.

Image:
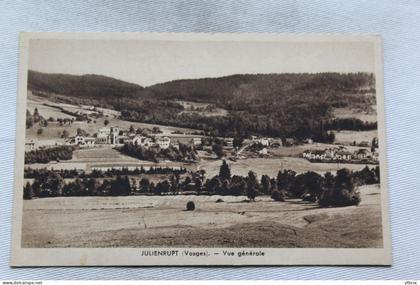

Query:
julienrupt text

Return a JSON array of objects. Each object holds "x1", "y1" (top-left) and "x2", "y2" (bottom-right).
[{"x1": 140, "y1": 250, "x2": 266, "y2": 258}]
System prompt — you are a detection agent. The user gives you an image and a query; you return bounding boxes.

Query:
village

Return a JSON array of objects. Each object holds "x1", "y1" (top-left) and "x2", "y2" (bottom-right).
[{"x1": 25, "y1": 119, "x2": 379, "y2": 167}]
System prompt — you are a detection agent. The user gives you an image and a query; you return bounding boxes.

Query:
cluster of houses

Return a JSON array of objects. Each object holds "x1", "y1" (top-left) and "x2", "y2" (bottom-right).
[
  {"x1": 24, "y1": 139, "x2": 61, "y2": 152},
  {"x1": 25, "y1": 125, "x2": 207, "y2": 152},
  {"x1": 73, "y1": 126, "x2": 193, "y2": 150},
  {"x1": 250, "y1": 136, "x2": 284, "y2": 147},
  {"x1": 302, "y1": 146, "x2": 379, "y2": 163}
]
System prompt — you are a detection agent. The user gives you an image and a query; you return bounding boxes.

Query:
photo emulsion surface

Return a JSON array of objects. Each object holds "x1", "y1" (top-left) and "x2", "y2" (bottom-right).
[{"x1": 11, "y1": 33, "x2": 391, "y2": 266}]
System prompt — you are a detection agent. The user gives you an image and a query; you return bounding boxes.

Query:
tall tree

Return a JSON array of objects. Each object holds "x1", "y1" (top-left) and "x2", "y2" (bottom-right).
[
  {"x1": 246, "y1": 171, "x2": 259, "y2": 201},
  {"x1": 219, "y1": 160, "x2": 231, "y2": 181},
  {"x1": 261, "y1": 175, "x2": 271, "y2": 195},
  {"x1": 212, "y1": 142, "x2": 224, "y2": 158}
]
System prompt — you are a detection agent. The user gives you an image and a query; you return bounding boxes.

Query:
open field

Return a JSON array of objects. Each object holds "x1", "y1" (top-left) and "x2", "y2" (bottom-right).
[
  {"x1": 177, "y1": 100, "x2": 228, "y2": 117},
  {"x1": 333, "y1": 107, "x2": 377, "y2": 123},
  {"x1": 21, "y1": 184, "x2": 383, "y2": 248},
  {"x1": 198, "y1": 157, "x2": 377, "y2": 178},
  {"x1": 334, "y1": 130, "x2": 378, "y2": 145},
  {"x1": 25, "y1": 146, "x2": 194, "y2": 172}
]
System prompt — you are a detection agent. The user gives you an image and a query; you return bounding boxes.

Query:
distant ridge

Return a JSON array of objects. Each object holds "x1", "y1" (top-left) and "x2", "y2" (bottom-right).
[
  {"x1": 28, "y1": 70, "x2": 144, "y2": 99},
  {"x1": 26, "y1": 70, "x2": 376, "y2": 139},
  {"x1": 28, "y1": 70, "x2": 375, "y2": 104}
]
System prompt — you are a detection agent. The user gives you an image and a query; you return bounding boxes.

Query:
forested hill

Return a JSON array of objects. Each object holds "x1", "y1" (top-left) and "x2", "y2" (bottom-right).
[
  {"x1": 27, "y1": 70, "x2": 376, "y2": 139},
  {"x1": 28, "y1": 70, "x2": 144, "y2": 100},
  {"x1": 149, "y1": 73, "x2": 375, "y2": 108}
]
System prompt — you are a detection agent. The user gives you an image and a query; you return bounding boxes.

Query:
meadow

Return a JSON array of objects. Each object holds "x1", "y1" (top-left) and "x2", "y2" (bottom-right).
[
  {"x1": 198, "y1": 157, "x2": 378, "y2": 178},
  {"x1": 21, "y1": 184, "x2": 383, "y2": 248}
]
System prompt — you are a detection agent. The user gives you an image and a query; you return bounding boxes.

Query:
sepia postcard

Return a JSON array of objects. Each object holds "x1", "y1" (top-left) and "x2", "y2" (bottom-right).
[{"x1": 11, "y1": 32, "x2": 391, "y2": 266}]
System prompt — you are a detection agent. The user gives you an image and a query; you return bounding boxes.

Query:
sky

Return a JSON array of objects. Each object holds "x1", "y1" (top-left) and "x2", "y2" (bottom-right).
[{"x1": 28, "y1": 38, "x2": 375, "y2": 87}]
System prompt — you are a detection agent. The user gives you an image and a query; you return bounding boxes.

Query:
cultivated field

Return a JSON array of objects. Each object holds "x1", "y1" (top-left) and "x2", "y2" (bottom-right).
[{"x1": 21, "y1": 184, "x2": 383, "y2": 248}]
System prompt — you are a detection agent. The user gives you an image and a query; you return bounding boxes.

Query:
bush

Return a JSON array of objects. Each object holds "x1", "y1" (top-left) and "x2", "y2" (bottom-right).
[
  {"x1": 319, "y1": 189, "x2": 361, "y2": 207},
  {"x1": 271, "y1": 190, "x2": 285, "y2": 202},
  {"x1": 318, "y1": 168, "x2": 361, "y2": 207},
  {"x1": 186, "y1": 201, "x2": 195, "y2": 211}
]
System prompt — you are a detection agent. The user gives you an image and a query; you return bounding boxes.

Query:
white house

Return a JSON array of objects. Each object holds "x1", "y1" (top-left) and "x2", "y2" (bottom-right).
[
  {"x1": 25, "y1": 139, "x2": 37, "y2": 151},
  {"x1": 252, "y1": 136, "x2": 270, "y2": 146},
  {"x1": 133, "y1": 135, "x2": 154, "y2": 148},
  {"x1": 96, "y1": 127, "x2": 120, "y2": 144},
  {"x1": 224, "y1": 137, "x2": 234, "y2": 148},
  {"x1": 75, "y1": 135, "x2": 95, "y2": 147},
  {"x1": 191, "y1": 137, "x2": 202, "y2": 146},
  {"x1": 156, "y1": 136, "x2": 171, "y2": 149},
  {"x1": 75, "y1": 135, "x2": 85, "y2": 145},
  {"x1": 258, "y1": 147, "x2": 268, "y2": 155}
]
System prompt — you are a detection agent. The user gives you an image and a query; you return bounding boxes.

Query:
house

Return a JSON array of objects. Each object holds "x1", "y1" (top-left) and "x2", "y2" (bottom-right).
[
  {"x1": 359, "y1": 141, "x2": 370, "y2": 147},
  {"x1": 304, "y1": 138, "x2": 314, "y2": 144},
  {"x1": 191, "y1": 137, "x2": 202, "y2": 146},
  {"x1": 259, "y1": 138, "x2": 270, "y2": 146},
  {"x1": 74, "y1": 135, "x2": 96, "y2": 147},
  {"x1": 25, "y1": 139, "x2": 37, "y2": 151},
  {"x1": 270, "y1": 138, "x2": 282, "y2": 147},
  {"x1": 284, "y1": 138, "x2": 295, "y2": 146},
  {"x1": 75, "y1": 135, "x2": 85, "y2": 145},
  {"x1": 172, "y1": 142, "x2": 180, "y2": 150},
  {"x1": 258, "y1": 147, "x2": 268, "y2": 155},
  {"x1": 224, "y1": 138, "x2": 234, "y2": 148},
  {"x1": 324, "y1": 148, "x2": 336, "y2": 160},
  {"x1": 335, "y1": 151, "x2": 352, "y2": 160},
  {"x1": 302, "y1": 149, "x2": 326, "y2": 160},
  {"x1": 36, "y1": 139, "x2": 61, "y2": 149},
  {"x1": 133, "y1": 135, "x2": 154, "y2": 148},
  {"x1": 96, "y1": 127, "x2": 120, "y2": 144},
  {"x1": 252, "y1": 137, "x2": 270, "y2": 146},
  {"x1": 354, "y1": 149, "x2": 369, "y2": 160},
  {"x1": 156, "y1": 136, "x2": 171, "y2": 149}
]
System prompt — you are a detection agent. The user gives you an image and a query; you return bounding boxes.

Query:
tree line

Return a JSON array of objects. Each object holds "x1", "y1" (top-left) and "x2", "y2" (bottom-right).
[
  {"x1": 325, "y1": 118, "x2": 377, "y2": 131},
  {"x1": 118, "y1": 143, "x2": 198, "y2": 163},
  {"x1": 24, "y1": 160, "x2": 380, "y2": 208},
  {"x1": 25, "y1": 146, "x2": 74, "y2": 164},
  {"x1": 24, "y1": 166, "x2": 188, "y2": 179}
]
